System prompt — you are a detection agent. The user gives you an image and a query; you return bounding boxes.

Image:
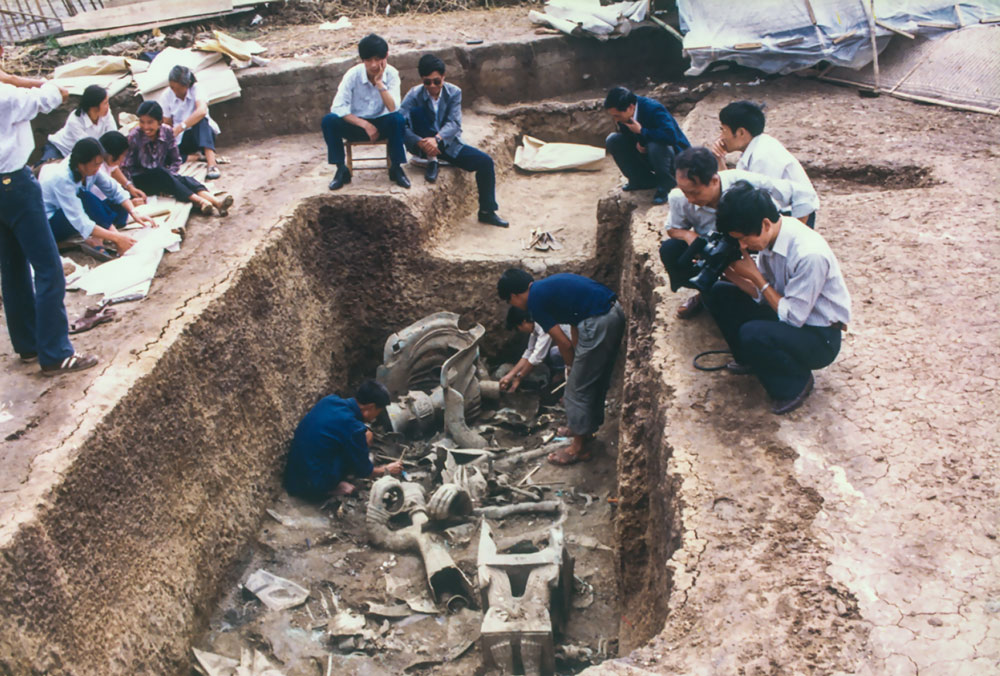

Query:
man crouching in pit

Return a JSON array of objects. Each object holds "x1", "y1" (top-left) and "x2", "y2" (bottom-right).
[
  {"x1": 497, "y1": 269, "x2": 625, "y2": 466},
  {"x1": 284, "y1": 380, "x2": 402, "y2": 501}
]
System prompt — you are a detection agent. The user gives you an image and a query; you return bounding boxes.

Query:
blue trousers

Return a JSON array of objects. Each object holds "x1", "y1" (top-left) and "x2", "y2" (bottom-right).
[
  {"x1": 49, "y1": 190, "x2": 128, "y2": 242},
  {"x1": 606, "y1": 131, "x2": 678, "y2": 191},
  {"x1": 0, "y1": 168, "x2": 74, "y2": 365},
  {"x1": 406, "y1": 107, "x2": 498, "y2": 212},
  {"x1": 177, "y1": 117, "x2": 216, "y2": 155},
  {"x1": 704, "y1": 281, "x2": 841, "y2": 400},
  {"x1": 321, "y1": 112, "x2": 407, "y2": 167}
]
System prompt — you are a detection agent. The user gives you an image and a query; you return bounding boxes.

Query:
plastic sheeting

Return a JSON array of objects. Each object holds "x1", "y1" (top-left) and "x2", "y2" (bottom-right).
[
  {"x1": 678, "y1": 0, "x2": 1000, "y2": 75},
  {"x1": 514, "y1": 135, "x2": 605, "y2": 172},
  {"x1": 529, "y1": 0, "x2": 649, "y2": 40}
]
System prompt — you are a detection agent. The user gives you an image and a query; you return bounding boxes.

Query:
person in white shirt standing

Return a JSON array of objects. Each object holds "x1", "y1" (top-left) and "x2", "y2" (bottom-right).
[
  {"x1": 704, "y1": 181, "x2": 850, "y2": 415},
  {"x1": 711, "y1": 101, "x2": 818, "y2": 229},
  {"x1": 0, "y1": 61, "x2": 98, "y2": 375},
  {"x1": 159, "y1": 65, "x2": 223, "y2": 180},
  {"x1": 36, "y1": 84, "x2": 116, "y2": 167},
  {"x1": 322, "y1": 33, "x2": 410, "y2": 191}
]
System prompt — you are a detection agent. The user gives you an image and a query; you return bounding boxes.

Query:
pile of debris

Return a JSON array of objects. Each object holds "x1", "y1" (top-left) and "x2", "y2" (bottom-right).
[{"x1": 194, "y1": 312, "x2": 616, "y2": 675}]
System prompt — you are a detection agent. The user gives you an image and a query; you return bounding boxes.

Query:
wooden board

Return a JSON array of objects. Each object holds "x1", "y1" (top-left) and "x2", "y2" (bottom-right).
[
  {"x1": 56, "y1": 9, "x2": 242, "y2": 46},
  {"x1": 62, "y1": 0, "x2": 231, "y2": 33}
]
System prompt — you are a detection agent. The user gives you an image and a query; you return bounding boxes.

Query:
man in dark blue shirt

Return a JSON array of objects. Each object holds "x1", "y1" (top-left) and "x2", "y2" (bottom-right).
[
  {"x1": 604, "y1": 86, "x2": 690, "y2": 206},
  {"x1": 498, "y1": 270, "x2": 625, "y2": 466},
  {"x1": 284, "y1": 380, "x2": 402, "y2": 500}
]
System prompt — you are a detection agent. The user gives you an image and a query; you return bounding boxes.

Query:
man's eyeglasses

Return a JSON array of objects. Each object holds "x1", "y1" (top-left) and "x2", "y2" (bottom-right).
[{"x1": 423, "y1": 78, "x2": 443, "y2": 86}]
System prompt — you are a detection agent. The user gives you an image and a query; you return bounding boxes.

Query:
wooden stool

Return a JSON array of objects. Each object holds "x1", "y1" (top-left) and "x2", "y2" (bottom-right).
[{"x1": 345, "y1": 140, "x2": 391, "y2": 172}]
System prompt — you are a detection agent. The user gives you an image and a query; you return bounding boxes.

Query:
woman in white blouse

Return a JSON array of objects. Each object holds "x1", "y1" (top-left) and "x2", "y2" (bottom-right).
[
  {"x1": 37, "y1": 84, "x2": 115, "y2": 165},
  {"x1": 159, "y1": 65, "x2": 222, "y2": 180}
]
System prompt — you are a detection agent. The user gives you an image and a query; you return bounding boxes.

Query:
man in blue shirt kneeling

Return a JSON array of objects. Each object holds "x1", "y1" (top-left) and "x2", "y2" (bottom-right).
[{"x1": 284, "y1": 380, "x2": 402, "y2": 501}]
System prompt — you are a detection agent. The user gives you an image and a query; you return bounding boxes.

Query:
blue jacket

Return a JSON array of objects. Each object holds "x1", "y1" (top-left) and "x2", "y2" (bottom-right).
[
  {"x1": 619, "y1": 95, "x2": 690, "y2": 151},
  {"x1": 400, "y1": 81, "x2": 465, "y2": 156},
  {"x1": 284, "y1": 396, "x2": 373, "y2": 499}
]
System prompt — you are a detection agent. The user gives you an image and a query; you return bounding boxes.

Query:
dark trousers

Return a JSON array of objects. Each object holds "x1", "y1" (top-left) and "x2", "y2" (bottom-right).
[
  {"x1": 659, "y1": 237, "x2": 699, "y2": 292},
  {"x1": 131, "y1": 168, "x2": 206, "y2": 202},
  {"x1": 406, "y1": 107, "x2": 498, "y2": 212},
  {"x1": 606, "y1": 131, "x2": 678, "y2": 191},
  {"x1": 704, "y1": 281, "x2": 841, "y2": 400},
  {"x1": 321, "y1": 112, "x2": 407, "y2": 167},
  {"x1": 49, "y1": 190, "x2": 127, "y2": 242},
  {"x1": 33, "y1": 141, "x2": 63, "y2": 168},
  {"x1": 0, "y1": 167, "x2": 74, "y2": 366},
  {"x1": 177, "y1": 117, "x2": 216, "y2": 155}
]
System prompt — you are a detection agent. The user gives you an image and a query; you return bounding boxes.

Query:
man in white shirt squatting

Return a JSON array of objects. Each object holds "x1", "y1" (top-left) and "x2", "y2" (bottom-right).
[
  {"x1": 499, "y1": 306, "x2": 570, "y2": 392},
  {"x1": 704, "y1": 181, "x2": 851, "y2": 415}
]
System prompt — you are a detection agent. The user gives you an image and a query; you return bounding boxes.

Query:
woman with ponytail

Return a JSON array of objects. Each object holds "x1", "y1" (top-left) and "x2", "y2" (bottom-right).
[
  {"x1": 122, "y1": 100, "x2": 233, "y2": 216},
  {"x1": 40, "y1": 137, "x2": 154, "y2": 255},
  {"x1": 37, "y1": 84, "x2": 116, "y2": 166}
]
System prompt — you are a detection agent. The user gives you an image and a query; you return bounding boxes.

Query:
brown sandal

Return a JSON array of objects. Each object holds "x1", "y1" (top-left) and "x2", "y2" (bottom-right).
[
  {"x1": 69, "y1": 306, "x2": 116, "y2": 334},
  {"x1": 677, "y1": 293, "x2": 703, "y2": 319}
]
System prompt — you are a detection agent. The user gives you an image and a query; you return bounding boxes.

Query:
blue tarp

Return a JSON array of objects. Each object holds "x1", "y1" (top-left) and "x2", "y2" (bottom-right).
[{"x1": 677, "y1": 0, "x2": 1000, "y2": 75}]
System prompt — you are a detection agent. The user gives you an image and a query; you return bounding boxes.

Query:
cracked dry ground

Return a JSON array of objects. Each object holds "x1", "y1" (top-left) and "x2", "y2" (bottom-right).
[{"x1": 597, "y1": 80, "x2": 999, "y2": 675}]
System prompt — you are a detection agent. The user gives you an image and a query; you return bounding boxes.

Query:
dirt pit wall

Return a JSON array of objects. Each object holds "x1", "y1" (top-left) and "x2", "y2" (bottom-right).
[{"x1": 0, "y1": 173, "x2": 635, "y2": 676}]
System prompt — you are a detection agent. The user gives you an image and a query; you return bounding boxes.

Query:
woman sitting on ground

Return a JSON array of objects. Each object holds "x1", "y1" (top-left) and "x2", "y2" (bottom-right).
[
  {"x1": 122, "y1": 100, "x2": 233, "y2": 216},
  {"x1": 41, "y1": 137, "x2": 155, "y2": 255},
  {"x1": 160, "y1": 65, "x2": 222, "y2": 179},
  {"x1": 37, "y1": 84, "x2": 116, "y2": 166}
]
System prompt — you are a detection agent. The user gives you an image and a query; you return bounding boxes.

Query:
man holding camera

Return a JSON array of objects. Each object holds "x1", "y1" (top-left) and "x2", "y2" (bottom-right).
[
  {"x1": 660, "y1": 146, "x2": 818, "y2": 318},
  {"x1": 705, "y1": 181, "x2": 850, "y2": 414}
]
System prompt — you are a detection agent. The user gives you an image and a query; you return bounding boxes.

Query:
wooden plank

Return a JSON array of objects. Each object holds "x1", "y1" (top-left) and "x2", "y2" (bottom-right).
[
  {"x1": 875, "y1": 19, "x2": 914, "y2": 39},
  {"x1": 61, "y1": 0, "x2": 230, "y2": 32},
  {"x1": 56, "y1": 8, "x2": 239, "y2": 45}
]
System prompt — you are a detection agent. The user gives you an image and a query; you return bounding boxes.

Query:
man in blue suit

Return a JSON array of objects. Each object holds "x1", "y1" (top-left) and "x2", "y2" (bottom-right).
[
  {"x1": 604, "y1": 86, "x2": 690, "y2": 205},
  {"x1": 400, "y1": 54, "x2": 508, "y2": 228}
]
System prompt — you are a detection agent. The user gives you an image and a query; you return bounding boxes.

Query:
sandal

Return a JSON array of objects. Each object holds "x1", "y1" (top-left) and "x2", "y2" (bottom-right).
[
  {"x1": 198, "y1": 200, "x2": 214, "y2": 215},
  {"x1": 79, "y1": 242, "x2": 117, "y2": 262},
  {"x1": 69, "y1": 305, "x2": 116, "y2": 334},
  {"x1": 547, "y1": 446, "x2": 592, "y2": 466},
  {"x1": 41, "y1": 352, "x2": 98, "y2": 376},
  {"x1": 206, "y1": 166, "x2": 221, "y2": 180},
  {"x1": 216, "y1": 193, "x2": 234, "y2": 217},
  {"x1": 677, "y1": 293, "x2": 703, "y2": 319}
]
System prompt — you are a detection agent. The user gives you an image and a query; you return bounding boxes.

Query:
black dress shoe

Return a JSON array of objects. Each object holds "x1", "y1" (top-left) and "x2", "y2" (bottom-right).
[
  {"x1": 771, "y1": 374, "x2": 814, "y2": 415},
  {"x1": 478, "y1": 210, "x2": 509, "y2": 228},
  {"x1": 653, "y1": 187, "x2": 670, "y2": 205},
  {"x1": 425, "y1": 160, "x2": 439, "y2": 183},
  {"x1": 622, "y1": 182, "x2": 655, "y2": 192},
  {"x1": 389, "y1": 165, "x2": 411, "y2": 189},
  {"x1": 328, "y1": 165, "x2": 351, "y2": 190}
]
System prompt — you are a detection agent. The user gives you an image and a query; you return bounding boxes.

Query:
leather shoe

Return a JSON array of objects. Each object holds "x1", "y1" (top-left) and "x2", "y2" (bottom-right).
[
  {"x1": 328, "y1": 165, "x2": 351, "y2": 191},
  {"x1": 478, "y1": 210, "x2": 509, "y2": 228},
  {"x1": 425, "y1": 160, "x2": 439, "y2": 183},
  {"x1": 676, "y1": 293, "x2": 703, "y2": 319},
  {"x1": 725, "y1": 360, "x2": 753, "y2": 375},
  {"x1": 389, "y1": 165, "x2": 411, "y2": 189},
  {"x1": 653, "y1": 187, "x2": 670, "y2": 205},
  {"x1": 622, "y1": 182, "x2": 654, "y2": 192},
  {"x1": 771, "y1": 374, "x2": 814, "y2": 415}
]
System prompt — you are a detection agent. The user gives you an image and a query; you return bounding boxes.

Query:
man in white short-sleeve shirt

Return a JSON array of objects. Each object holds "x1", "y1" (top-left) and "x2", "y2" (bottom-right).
[
  {"x1": 711, "y1": 100, "x2": 818, "y2": 228},
  {"x1": 499, "y1": 306, "x2": 572, "y2": 392}
]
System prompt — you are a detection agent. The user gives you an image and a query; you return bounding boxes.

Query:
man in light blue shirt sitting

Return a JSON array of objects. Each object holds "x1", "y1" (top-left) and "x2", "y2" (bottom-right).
[
  {"x1": 704, "y1": 181, "x2": 851, "y2": 415},
  {"x1": 322, "y1": 33, "x2": 410, "y2": 191}
]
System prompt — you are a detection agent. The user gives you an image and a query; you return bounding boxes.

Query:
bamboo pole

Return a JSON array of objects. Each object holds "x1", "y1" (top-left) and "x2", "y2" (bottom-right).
[{"x1": 862, "y1": 0, "x2": 880, "y2": 93}]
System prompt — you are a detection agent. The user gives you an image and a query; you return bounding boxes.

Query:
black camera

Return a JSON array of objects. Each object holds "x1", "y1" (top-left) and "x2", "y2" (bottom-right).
[{"x1": 670, "y1": 232, "x2": 742, "y2": 294}]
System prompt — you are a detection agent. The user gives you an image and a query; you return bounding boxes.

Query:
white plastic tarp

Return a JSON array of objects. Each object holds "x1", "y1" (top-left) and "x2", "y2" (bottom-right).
[
  {"x1": 529, "y1": 0, "x2": 649, "y2": 40},
  {"x1": 678, "y1": 0, "x2": 1000, "y2": 75},
  {"x1": 514, "y1": 135, "x2": 605, "y2": 172}
]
